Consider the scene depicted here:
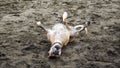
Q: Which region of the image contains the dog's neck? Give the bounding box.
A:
[52,42,63,48]
[52,40,62,45]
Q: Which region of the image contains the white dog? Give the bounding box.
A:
[37,12,88,58]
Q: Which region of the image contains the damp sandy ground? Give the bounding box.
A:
[0,0,120,68]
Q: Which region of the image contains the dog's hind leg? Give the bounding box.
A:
[62,12,70,30]
[74,25,88,34]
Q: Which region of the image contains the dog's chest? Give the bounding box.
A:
[48,23,70,45]
[52,23,67,31]
[51,24,67,36]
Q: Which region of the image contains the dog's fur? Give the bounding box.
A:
[36,12,88,57]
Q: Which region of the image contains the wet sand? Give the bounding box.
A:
[0,0,120,68]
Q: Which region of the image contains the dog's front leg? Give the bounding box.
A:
[36,21,50,32]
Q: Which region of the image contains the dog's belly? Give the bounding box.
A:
[47,23,70,46]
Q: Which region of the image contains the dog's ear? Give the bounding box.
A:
[48,47,53,57]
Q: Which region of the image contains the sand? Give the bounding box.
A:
[0,0,120,68]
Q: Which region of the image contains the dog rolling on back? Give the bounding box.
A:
[37,12,88,58]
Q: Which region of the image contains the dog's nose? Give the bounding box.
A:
[53,50,59,55]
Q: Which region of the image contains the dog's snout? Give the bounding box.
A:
[53,50,59,55]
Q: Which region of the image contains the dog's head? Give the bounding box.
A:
[48,42,62,57]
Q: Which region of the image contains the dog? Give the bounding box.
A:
[36,12,89,58]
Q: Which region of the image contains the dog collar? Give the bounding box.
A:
[52,42,63,48]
